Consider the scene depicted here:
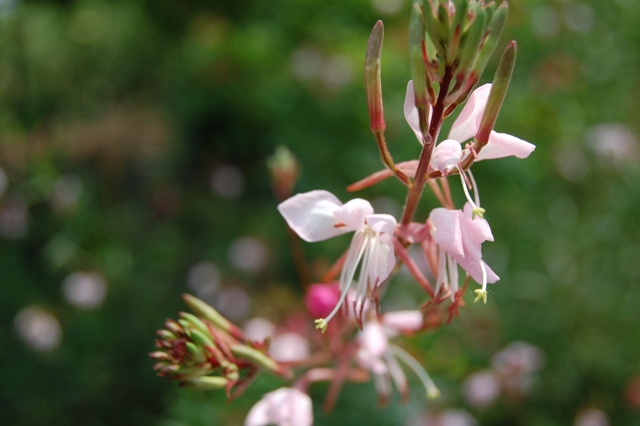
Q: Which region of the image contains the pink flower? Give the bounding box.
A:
[405,81,536,173]
[244,387,313,426]
[278,190,396,331]
[356,311,439,402]
[429,203,498,301]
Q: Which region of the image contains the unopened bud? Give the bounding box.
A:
[230,344,290,378]
[181,376,229,390]
[475,41,516,146]
[471,2,508,79]
[267,145,300,200]
[365,20,385,132]
[182,294,244,340]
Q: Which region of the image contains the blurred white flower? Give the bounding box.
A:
[586,123,639,167]
[575,408,610,426]
[531,6,561,39]
[214,286,250,322]
[14,306,62,352]
[245,387,313,426]
[372,0,404,16]
[243,317,276,342]
[62,272,107,309]
[563,3,594,34]
[211,165,244,198]
[50,174,83,212]
[463,370,501,408]
[408,409,478,426]
[270,333,309,362]
[229,236,269,273]
[187,261,220,303]
[0,195,28,239]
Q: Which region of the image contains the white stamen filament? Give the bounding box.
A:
[389,344,440,399]
[480,260,487,293]
[468,170,481,207]
[316,231,368,332]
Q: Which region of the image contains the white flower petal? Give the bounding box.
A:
[360,322,388,357]
[334,198,374,232]
[404,80,423,143]
[430,139,463,172]
[429,208,464,257]
[477,131,536,161]
[449,84,491,142]
[382,310,423,333]
[278,190,346,242]
[245,388,313,426]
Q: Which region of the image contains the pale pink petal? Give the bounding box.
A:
[360,322,388,357]
[430,139,463,172]
[404,80,423,143]
[287,390,313,426]
[244,394,272,426]
[365,213,397,236]
[456,203,499,283]
[457,255,499,284]
[395,222,430,244]
[278,190,346,242]
[429,208,464,257]
[357,347,387,375]
[382,310,423,333]
[334,198,374,232]
[368,232,395,285]
[460,203,494,261]
[449,84,492,142]
[245,388,313,426]
[477,131,536,161]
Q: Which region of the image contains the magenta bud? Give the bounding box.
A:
[305,282,341,319]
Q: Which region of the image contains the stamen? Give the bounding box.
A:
[316,232,368,333]
[473,261,488,304]
[457,166,485,219]
[390,344,440,399]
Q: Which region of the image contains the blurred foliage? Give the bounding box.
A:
[1,0,640,425]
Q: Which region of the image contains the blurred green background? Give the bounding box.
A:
[1,0,639,425]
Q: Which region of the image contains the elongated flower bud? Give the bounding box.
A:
[365,20,385,132]
[475,41,517,146]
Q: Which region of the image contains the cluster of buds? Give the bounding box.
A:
[150,294,291,397]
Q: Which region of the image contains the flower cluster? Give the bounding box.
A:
[153,2,536,424]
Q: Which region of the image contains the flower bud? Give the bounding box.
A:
[475,41,517,147]
[267,145,300,201]
[470,2,508,80]
[365,20,385,132]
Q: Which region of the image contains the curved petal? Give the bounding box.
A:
[382,310,423,333]
[285,389,314,426]
[430,139,462,172]
[477,131,536,161]
[457,256,499,284]
[448,83,491,142]
[429,208,464,257]
[366,213,397,236]
[334,198,374,232]
[360,322,388,357]
[368,232,395,285]
[404,80,423,144]
[278,190,346,242]
[460,203,494,262]
[244,394,272,426]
